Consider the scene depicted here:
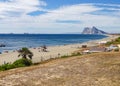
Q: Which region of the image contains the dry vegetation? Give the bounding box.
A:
[0,52,120,86]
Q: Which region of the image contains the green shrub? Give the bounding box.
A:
[61,52,81,58]
[0,58,32,71]
[72,52,81,56]
[105,37,120,46]
[114,48,119,52]
[0,64,15,71]
[61,55,69,58]
[13,58,32,67]
[105,41,113,46]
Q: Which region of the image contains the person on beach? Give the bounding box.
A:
[41,45,47,52]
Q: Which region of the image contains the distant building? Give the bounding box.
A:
[98,41,107,45]
[82,47,107,54]
[117,44,120,48]
[82,50,90,54]
[89,47,107,53]
[107,45,118,50]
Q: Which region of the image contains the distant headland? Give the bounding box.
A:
[82,26,108,35]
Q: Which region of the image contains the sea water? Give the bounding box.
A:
[0,34,107,52]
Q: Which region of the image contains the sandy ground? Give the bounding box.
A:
[0,52,120,86]
[0,35,119,65]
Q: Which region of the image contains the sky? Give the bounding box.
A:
[0,0,120,33]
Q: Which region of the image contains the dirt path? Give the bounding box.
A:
[0,52,120,86]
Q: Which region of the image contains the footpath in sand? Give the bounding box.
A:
[0,35,118,65]
[0,52,120,86]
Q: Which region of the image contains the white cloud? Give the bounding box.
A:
[93,3,120,7]
[0,0,46,18]
[0,2,120,33]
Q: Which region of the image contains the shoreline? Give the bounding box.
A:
[0,34,119,65]
[0,34,107,52]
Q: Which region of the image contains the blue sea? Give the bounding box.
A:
[0,34,107,52]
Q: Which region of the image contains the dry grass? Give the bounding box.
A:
[0,52,120,86]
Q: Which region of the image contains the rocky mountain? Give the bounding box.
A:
[82,26,108,34]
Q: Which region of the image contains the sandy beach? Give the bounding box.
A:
[0,35,119,65]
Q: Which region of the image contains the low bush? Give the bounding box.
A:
[0,63,15,71]
[61,52,81,58]
[61,55,69,58]
[114,48,119,52]
[105,41,113,46]
[13,58,32,67]
[0,58,32,71]
[71,52,81,56]
[106,37,120,46]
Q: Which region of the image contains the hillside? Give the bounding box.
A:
[82,26,108,34]
[0,52,120,86]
